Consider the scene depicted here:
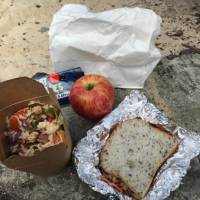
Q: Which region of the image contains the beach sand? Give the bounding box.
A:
[0,0,199,81]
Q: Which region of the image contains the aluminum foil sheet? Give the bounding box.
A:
[74,90,200,200]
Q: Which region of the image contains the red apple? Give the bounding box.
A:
[69,74,115,120]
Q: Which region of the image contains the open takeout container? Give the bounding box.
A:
[0,77,72,176]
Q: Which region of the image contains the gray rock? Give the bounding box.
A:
[0,52,200,200]
[144,52,200,132]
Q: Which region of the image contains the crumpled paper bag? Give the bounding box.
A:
[49,4,161,88]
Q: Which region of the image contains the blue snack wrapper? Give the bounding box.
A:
[32,68,84,106]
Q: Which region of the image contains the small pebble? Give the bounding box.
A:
[38,27,49,33]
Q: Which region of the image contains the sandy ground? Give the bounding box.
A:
[0,0,199,81]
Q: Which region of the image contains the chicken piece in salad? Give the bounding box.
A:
[4,101,66,156]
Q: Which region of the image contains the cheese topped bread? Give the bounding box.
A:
[99,119,178,200]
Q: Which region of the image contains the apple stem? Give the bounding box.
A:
[85,83,94,91]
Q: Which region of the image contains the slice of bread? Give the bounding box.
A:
[99,119,178,200]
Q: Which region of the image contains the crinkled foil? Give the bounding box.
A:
[74,90,200,200]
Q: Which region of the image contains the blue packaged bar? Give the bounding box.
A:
[32,68,84,106]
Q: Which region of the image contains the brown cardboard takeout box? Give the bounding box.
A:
[0,77,72,176]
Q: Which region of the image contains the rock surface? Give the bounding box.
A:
[0,52,200,200]
[144,52,200,133]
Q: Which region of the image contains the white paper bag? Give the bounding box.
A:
[49,4,161,88]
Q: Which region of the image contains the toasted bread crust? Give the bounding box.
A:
[99,119,178,200]
[100,166,141,200]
